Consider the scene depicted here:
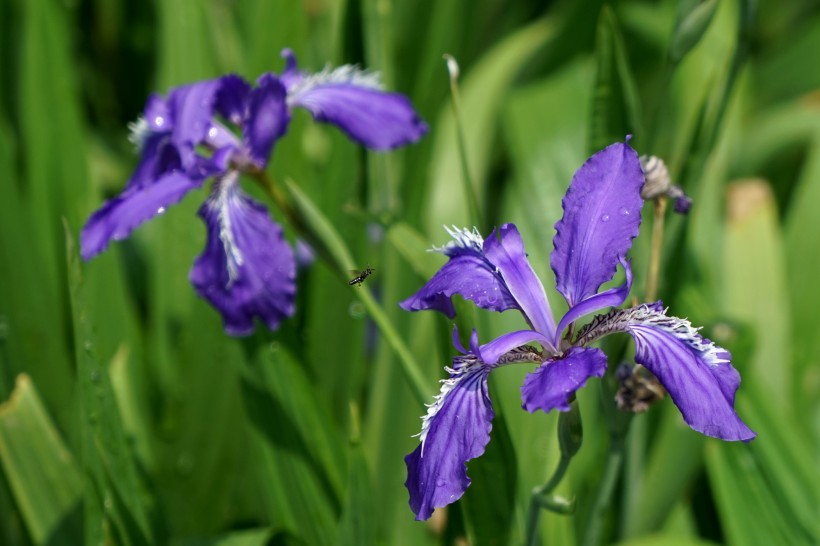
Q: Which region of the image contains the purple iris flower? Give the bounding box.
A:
[80,51,427,335]
[399,140,755,520]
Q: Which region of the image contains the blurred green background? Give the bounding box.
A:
[0,0,819,544]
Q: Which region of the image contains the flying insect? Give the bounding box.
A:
[348,266,375,287]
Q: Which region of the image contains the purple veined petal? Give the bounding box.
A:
[279,48,303,90]
[80,171,204,260]
[623,309,755,441]
[142,93,170,133]
[189,172,296,335]
[405,359,494,520]
[553,257,633,347]
[479,329,552,364]
[287,62,427,150]
[243,73,290,167]
[485,223,557,339]
[551,139,645,307]
[452,325,468,354]
[166,79,222,170]
[125,130,182,191]
[521,347,608,414]
[214,74,251,125]
[399,227,520,318]
[575,304,755,441]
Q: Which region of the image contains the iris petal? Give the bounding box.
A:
[166,79,223,170]
[521,347,608,413]
[485,224,556,339]
[627,318,755,441]
[189,174,296,335]
[551,140,644,307]
[80,171,203,260]
[576,304,756,441]
[399,227,519,318]
[405,361,494,520]
[284,50,427,150]
[243,73,290,167]
[553,257,632,346]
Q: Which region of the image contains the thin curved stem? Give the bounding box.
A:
[444,54,484,230]
[581,438,625,546]
[251,171,430,406]
[524,454,574,546]
[644,196,667,302]
[524,403,582,546]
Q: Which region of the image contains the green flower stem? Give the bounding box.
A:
[644,195,667,302]
[524,402,582,546]
[444,54,484,230]
[253,171,430,406]
[524,455,574,546]
[581,438,625,546]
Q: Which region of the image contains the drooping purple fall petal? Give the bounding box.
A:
[405,329,546,520]
[624,310,755,441]
[399,227,520,318]
[521,347,608,413]
[282,50,427,149]
[551,140,644,307]
[576,304,755,441]
[80,171,203,260]
[404,361,494,520]
[189,173,296,335]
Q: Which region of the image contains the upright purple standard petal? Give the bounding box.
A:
[485,224,556,338]
[521,347,608,413]
[551,140,644,307]
[576,304,755,441]
[166,79,223,170]
[214,75,251,125]
[243,73,290,167]
[190,173,296,335]
[405,360,494,520]
[284,51,427,149]
[553,257,633,346]
[80,172,203,260]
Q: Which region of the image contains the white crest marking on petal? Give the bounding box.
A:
[287,64,383,106]
[211,174,245,286]
[577,304,729,368]
[414,344,540,456]
[127,117,151,152]
[415,357,487,457]
[429,225,484,256]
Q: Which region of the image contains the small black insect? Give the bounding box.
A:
[348,266,375,287]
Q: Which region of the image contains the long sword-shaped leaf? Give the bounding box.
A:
[0,375,83,545]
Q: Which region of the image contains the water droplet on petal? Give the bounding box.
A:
[436,479,447,488]
[601,214,610,222]
[619,207,630,216]
[157,206,166,215]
